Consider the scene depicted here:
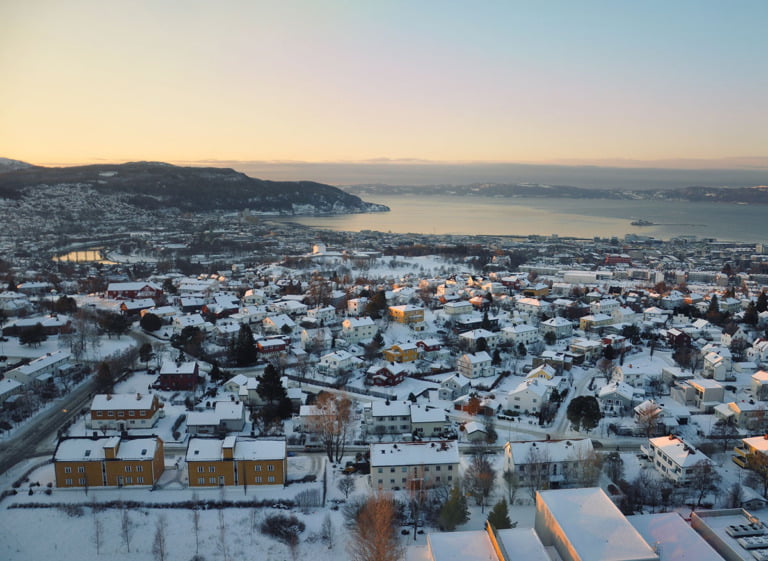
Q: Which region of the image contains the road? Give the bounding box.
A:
[0,375,99,476]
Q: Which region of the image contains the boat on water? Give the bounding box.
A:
[630,219,654,226]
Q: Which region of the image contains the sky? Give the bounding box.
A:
[2,0,767,174]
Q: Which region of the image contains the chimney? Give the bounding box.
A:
[136,393,142,400]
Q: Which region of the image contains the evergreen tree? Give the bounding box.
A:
[139,343,154,368]
[19,323,47,347]
[140,312,162,332]
[744,302,759,326]
[757,291,768,313]
[566,395,602,432]
[364,290,388,319]
[96,362,114,393]
[232,324,257,366]
[487,498,513,529]
[257,363,287,405]
[437,486,469,531]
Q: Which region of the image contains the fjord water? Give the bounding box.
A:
[281,195,768,242]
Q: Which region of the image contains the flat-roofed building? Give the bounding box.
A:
[535,487,659,561]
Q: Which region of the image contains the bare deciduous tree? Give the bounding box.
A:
[191,493,201,554]
[347,493,405,561]
[119,502,133,552]
[464,452,496,508]
[152,515,167,561]
[635,401,662,438]
[338,475,355,499]
[312,392,353,463]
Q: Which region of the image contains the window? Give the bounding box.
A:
[78,478,86,485]
[447,465,453,471]
[390,479,395,484]
[209,466,216,472]
[96,411,103,417]
[108,412,115,417]
[447,476,453,481]
[136,465,143,472]
[197,466,204,473]
[424,467,429,472]
[402,478,406,483]
[255,476,262,483]
[377,468,383,473]
[255,465,262,471]
[65,478,73,485]
[78,466,85,473]
[125,477,132,484]
[390,468,395,473]
[401,467,407,473]
[139,411,146,417]
[435,466,441,471]
[125,466,132,472]
[268,476,275,483]
[137,477,144,484]
[118,411,125,417]
[129,411,135,416]
[267,464,274,472]
[198,478,205,485]
[209,477,216,484]
[64,467,72,474]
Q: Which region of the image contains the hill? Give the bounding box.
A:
[0,161,388,214]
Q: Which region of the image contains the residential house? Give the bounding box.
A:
[443,301,473,316]
[733,435,768,469]
[106,282,162,300]
[0,378,23,407]
[539,317,573,340]
[579,313,614,332]
[262,314,295,334]
[89,393,163,431]
[318,350,362,375]
[459,329,499,352]
[366,401,412,436]
[532,351,572,374]
[751,370,768,400]
[598,381,636,416]
[347,297,368,316]
[504,439,595,488]
[4,350,72,386]
[382,342,419,363]
[670,379,724,413]
[370,441,459,491]
[502,324,541,347]
[54,435,164,488]
[507,378,552,415]
[256,338,288,358]
[701,352,727,381]
[569,339,603,363]
[341,316,377,344]
[410,404,448,438]
[457,351,493,379]
[721,323,749,347]
[439,374,471,401]
[714,401,768,431]
[186,436,286,487]
[389,305,425,327]
[416,338,443,359]
[306,305,337,325]
[186,400,246,436]
[666,328,691,348]
[516,297,551,317]
[367,363,408,386]
[154,361,200,391]
[3,314,74,337]
[641,435,711,484]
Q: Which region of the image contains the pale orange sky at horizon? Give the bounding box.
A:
[2,1,766,169]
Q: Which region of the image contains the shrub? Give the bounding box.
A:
[260,513,305,546]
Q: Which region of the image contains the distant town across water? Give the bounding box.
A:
[279,194,768,243]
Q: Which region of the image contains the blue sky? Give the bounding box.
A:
[1,0,766,167]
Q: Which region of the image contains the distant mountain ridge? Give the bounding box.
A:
[0,160,388,214]
[343,182,768,204]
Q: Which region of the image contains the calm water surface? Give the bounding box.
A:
[280,195,768,243]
